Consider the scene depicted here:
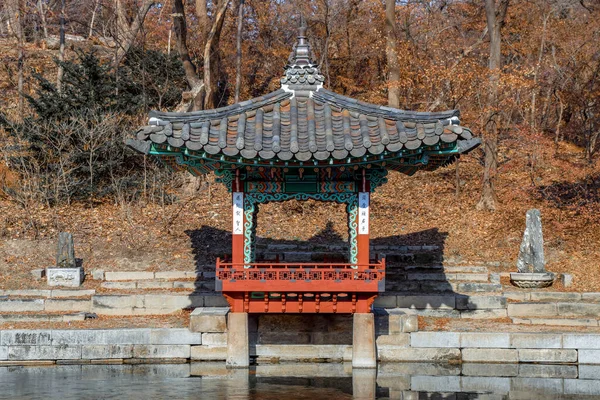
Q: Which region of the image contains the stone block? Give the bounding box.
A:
[411,332,460,348]
[47,267,84,287]
[372,295,396,308]
[510,333,562,349]
[190,307,229,333]
[0,299,45,312]
[173,281,196,289]
[0,346,7,361]
[410,375,461,392]
[461,377,511,393]
[9,345,81,360]
[376,375,411,391]
[518,364,578,379]
[489,273,501,284]
[202,333,227,346]
[563,334,600,349]
[133,345,190,359]
[461,333,510,348]
[254,344,351,362]
[202,295,229,307]
[104,271,154,281]
[379,362,460,376]
[1,330,53,345]
[91,269,104,280]
[30,269,45,279]
[456,295,507,310]
[378,347,461,363]
[530,292,580,301]
[530,318,598,327]
[101,282,137,289]
[190,345,227,361]
[518,349,577,363]
[143,294,202,311]
[579,365,600,379]
[461,363,518,377]
[82,345,133,359]
[52,330,101,345]
[51,289,95,298]
[461,348,518,363]
[455,273,489,282]
[564,379,600,396]
[397,295,455,309]
[386,310,418,334]
[456,283,502,293]
[45,299,91,312]
[149,329,202,345]
[154,271,191,280]
[511,377,564,394]
[137,281,173,289]
[503,292,530,301]
[92,295,138,309]
[460,309,508,319]
[579,350,600,364]
[102,329,151,345]
[582,293,600,301]
[558,302,600,317]
[375,334,410,347]
[507,303,558,317]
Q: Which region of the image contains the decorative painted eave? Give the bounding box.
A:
[126,24,480,176]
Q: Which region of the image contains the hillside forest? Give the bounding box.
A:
[0,0,599,290]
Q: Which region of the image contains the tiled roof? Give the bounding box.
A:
[126,24,479,170]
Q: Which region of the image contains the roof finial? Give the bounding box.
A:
[280,15,325,89]
[298,14,307,38]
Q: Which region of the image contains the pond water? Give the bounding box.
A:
[2,362,600,399]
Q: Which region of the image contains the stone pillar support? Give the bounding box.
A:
[352,368,377,399]
[352,312,376,368]
[226,312,249,368]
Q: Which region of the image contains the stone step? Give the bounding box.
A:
[375,295,508,319]
[101,281,199,290]
[0,298,92,313]
[0,289,95,298]
[104,271,198,282]
[0,312,87,323]
[387,282,502,293]
[508,302,600,318]
[257,243,440,253]
[512,317,600,327]
[400,265,489,273]
[394,272,489,283]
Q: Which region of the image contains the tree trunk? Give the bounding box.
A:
[477,0,509,211]
[385,0,400,108]
[13,0,24,116]
[234,0,244,103]
[88,0,99,38]
[113,0,154,66]
[37,0,48,38]
[203,0,229,109]
[172,0,204,111]
[57,0,66,93]
[530,13,549,130]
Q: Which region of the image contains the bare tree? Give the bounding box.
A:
[36,0,48,38]
[172,0,229,111]
[477,0,510,211]
[386,0,400,108]
[113,0,155,66]
[234,0,244,103]
[57,0,66,93]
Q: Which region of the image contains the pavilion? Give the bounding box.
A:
[127,23,479,367]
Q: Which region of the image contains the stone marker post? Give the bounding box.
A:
[47,232,84,287]
[510,209,555,288]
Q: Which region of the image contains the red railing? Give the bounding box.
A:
[215,258,385,293]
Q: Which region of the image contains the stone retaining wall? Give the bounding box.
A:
[4,327,597,366]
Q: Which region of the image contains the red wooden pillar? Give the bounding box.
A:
[232,170,244,265]
[357,170,370,267]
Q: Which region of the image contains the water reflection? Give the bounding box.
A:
[2,362,600,399]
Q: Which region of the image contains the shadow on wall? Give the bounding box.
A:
[184,225,484,344]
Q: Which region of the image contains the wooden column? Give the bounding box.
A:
[357,170,370,267]
[232,170,244,265]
